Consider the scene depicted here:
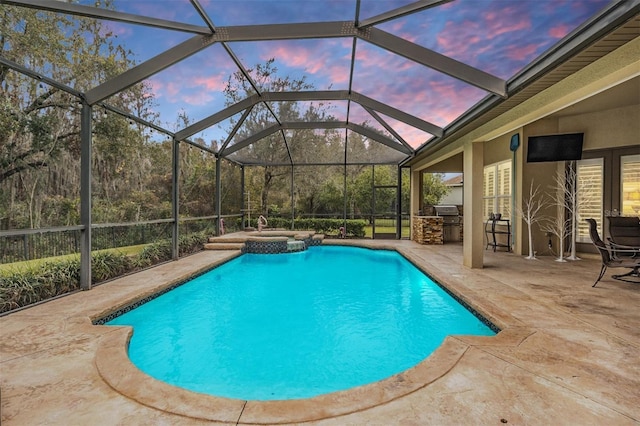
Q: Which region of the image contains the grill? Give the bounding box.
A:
[434,205,460,224]
[434,205,461,242]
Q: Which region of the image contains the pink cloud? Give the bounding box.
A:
[166,82,181,98]
[433,6,531,62]
[251,40,351,88]
[549,24,571,39]
[481,9,531,39]
[182,92,215,106]
[267,45,310,68]
[428,79,457,98]
[348,103,371,124]
[322,64,350,86]
[394,124,432,148]
[147,78,183,102]
[193,76,226,92]
[436,21,481,58]
[506,43,540,62]
[351,37,491,128]
[146,50,235,110]
[389,21,406,33]
[147,78,162,91]
[266,43,332,76]
[355,43,403,71]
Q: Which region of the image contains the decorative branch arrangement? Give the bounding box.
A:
[541,165,577,263]
[564,162,581,260]
[516,180,550,260]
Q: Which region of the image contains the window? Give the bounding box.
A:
[576,158,604,242]
[483,160,511,219]
[621,154,640,216]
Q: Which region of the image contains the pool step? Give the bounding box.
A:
[287,240,306,252]
[203,242,245,251]
[207,236,247,243]
[204,232,324,252]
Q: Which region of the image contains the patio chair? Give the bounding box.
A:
[585,218,640,287]
[607,216,640,258]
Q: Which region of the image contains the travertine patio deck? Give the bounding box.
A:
[1,239,639,425]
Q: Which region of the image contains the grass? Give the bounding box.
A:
[364,225,410,239]
[0,244,148,276]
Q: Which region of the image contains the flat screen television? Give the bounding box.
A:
[526,133,584,163]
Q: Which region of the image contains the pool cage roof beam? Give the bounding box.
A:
[6,0,503,154]
[0,56,181,143]
[176,90,444,143]
[0,56,82,98]
[189,0,217,34]
[5,0,524,166]
[221,121,410,157]
[348,123,411,154]
[84,33,214,105]
[221,122,346,156]
[360,27,506,98]
[9,0,507,107]
[361,105,412,152]
[176,95,260,142]
[219,105,255,154]
[357,0,453,28]
[3,0,212,35]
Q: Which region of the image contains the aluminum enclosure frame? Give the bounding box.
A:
[2,0,638,291]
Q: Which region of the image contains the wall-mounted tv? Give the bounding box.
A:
[526,133,584,163]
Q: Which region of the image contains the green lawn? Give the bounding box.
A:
[364,225,410,238]
[0,244,148,276]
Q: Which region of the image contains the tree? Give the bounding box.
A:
[516,181,549,260]
[541,163,594,262]
[422,173,450,205]
[542,168,573,262]
[222,59,336,215]
[1,3,160,228]
[564,162,581,260]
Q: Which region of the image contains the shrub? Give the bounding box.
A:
[91,251,132,283]
[134,231,208,268]
[135,240,173,268]
[0,251,135,314]
[179,232,208,256]
[40,257,81,294]
[0,271,41,313]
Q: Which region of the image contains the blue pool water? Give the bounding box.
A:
[107,246,495,400]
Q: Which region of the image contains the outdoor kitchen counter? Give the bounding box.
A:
[412,216,444,245]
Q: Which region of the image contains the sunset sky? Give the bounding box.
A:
[75,0,609,147]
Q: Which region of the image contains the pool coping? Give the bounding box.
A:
[94,325,529,424]
[91,241,525,424]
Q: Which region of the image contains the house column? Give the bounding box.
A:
[463,141,484,268]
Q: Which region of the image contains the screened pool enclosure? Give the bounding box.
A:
[1,0,627,291]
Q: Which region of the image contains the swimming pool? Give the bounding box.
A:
[106,246,496,400]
